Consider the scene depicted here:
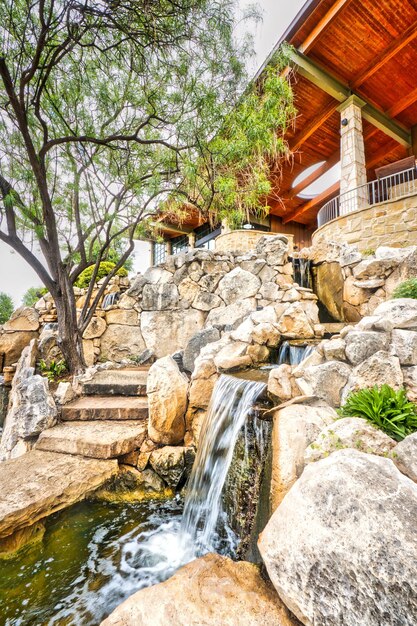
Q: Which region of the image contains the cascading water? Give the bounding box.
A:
[277,340,314,366]
[101,292,120,309]
[291,256,312,289]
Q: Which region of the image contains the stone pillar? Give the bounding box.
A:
[188,232,196,249]
[166,240,173,255]
[338,95,367,215]
[221,218,231,234]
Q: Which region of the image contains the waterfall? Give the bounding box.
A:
[277,340,315,366]
[292,256,312,289]
[101,292,120,309]
[180,375,266,555]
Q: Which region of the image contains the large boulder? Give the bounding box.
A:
[3,307,40,332]
[0,343,57,460]
[344,330,389,365]
[216,267,261,305]
[141,283,179,311]
[100,324,146,362]
[391,329,417,365]
[270,403,336,510]
[255,234,289,266]
[259,450,417,626]
[276,303,315,339]
[342,351,403,402]
[205,298,257,330]
[141,310,206,358]
[373,298,417,329]
[183,327,220,373]
[304,417,396,464]
[0,329,39,369]
[149,446,187,488]
[296,361,351,407]
[312,262,344,321]
[393,432,417,482]
[147,356,188,445]
[101,553,299,626]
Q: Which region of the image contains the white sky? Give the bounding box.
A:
[0,0,305,306]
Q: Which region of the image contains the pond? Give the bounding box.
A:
[0,497,183,626]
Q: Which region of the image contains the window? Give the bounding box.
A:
[171,234,189,255]
[153,242,167,265]
[195,223,221,248]
[292,161,341,199]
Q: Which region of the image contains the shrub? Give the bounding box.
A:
[361,248,375,257]
[0,292,13,324]
[392,278,417,300]
[75,262,128,289]
[22,286,48,307]
[39,359,68,382]
[338,384,417,441]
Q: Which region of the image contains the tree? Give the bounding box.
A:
[0,292,13,324]
[22,286,48,307]
[0,0,256,372]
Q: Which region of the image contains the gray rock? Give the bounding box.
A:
[352,278,385,289]
[255,235,289,266]
[353,258,398,280]
[393,432,417,482]
[342,351,403,402]
[149,446,186,488]
[141,309,205,358]
[216,268,261,305]
[183,327,220,373]
[304,417,396,464]
[192,290,223,311]
[296,361,351,407]
[403,366,417,401]
[143,266,173,284]
[206,298,257,330]
[259,449,417,626]
[199,272,224,292]
[141,283,179,311]
[322,337,346,361]
[373,298,417,329]
[391,329,417,365]
[127,274,148,297]
[345,330,389,365]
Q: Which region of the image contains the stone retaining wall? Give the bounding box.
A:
[215,230,294,253]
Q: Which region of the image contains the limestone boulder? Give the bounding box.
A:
[342,351,403,402]
[268,364,295,402]
[216,267,261,305]
[82,316,107,339]
[149,446,187,488]
[259,450,417,626]
[213,341,252,371]
[100,324,146,362]
[0,330,39,369]
[322,337,346,361]
[393,432,417,482]
[304,417,396,464]
[353,257,398,280]
[343,275,370,307]
[296,361,351,407]
[255,234,289,266]
[105,309,139,326]
[141,309,205,358]
[344,330,389,365]
[142,266,173,285]
[391,329,417,365]
[403,366,417,401]
[101,554,299,626]
[312,262,344,321]
[231,317,256,343]
[183,327,220,373]
[3,307,40,332]
[270,403,336,509]
[251,322,280,346]
[373,298,417,329]
[141,283,179,311]
[178,277,200,304]
[147,356,188,445]
[276,303,315,339]
[205,298,257,329]
[192,290,223,311]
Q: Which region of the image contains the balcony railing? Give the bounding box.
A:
[317,167,417,228]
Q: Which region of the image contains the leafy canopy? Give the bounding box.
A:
[0,292,13,324]
[338,384,417,441]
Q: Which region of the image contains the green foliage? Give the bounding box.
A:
[39,359,68,382]
[361,248,375,258]
[338,384,417,441]
[22,287,48,307]
[0,292,14,324]
[75,262,128,289]
[392,278,417,300]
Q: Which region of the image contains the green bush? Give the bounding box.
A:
[22,286,48,307]
[392,278,417,300]
[0,292,14,324]
[338,384,417,441]
[74,262,128,289]
[39,359,68,382]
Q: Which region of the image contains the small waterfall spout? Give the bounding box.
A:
[180,375,266,555]
[292,257,312,289]
[277,341,314,366]
[102,292,120,309]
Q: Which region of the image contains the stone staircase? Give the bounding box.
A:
[36,367,150,460]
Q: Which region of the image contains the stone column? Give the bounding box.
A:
[221,218,231,234]
[166,240,173,255]
[188,232,196,249]
[338,95,367,215]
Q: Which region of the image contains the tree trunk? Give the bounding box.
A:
[53,273,85,375]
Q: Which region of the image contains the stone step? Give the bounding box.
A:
[0,450,117,547]
[83,368,149,397]
[36,420,147,459]
[62,396,148,421]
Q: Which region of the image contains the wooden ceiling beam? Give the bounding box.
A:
[288,49,411,148]
[365,140,402,171]
[290,102,338,152]
[283,181,340,224]
[386,86,417,118]
[285,150,340,199]
[299,0,354,53]
[352,22,417,89]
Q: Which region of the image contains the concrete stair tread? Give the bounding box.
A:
[62,396,148,421]
[0,450,117,541]
[36,420,147,459]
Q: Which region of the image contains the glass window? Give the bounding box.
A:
[153,242,167,265]
[195,223,221,248]
[171,234,189,255]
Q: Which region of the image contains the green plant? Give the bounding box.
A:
[75,263,128,289]
[361,248,375,257]
[338,384,417,441]
[0,292,13,324]
[39,359,68,382]
[392,278,417,300]
[22,286,48,307]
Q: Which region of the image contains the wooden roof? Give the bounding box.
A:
[267,0,417,227]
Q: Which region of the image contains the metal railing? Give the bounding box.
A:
[317,167,417,228]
